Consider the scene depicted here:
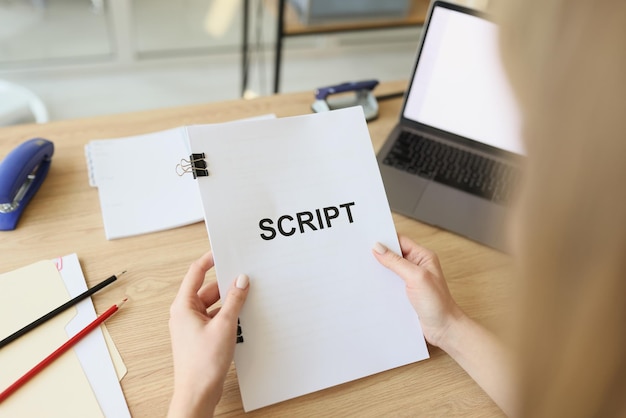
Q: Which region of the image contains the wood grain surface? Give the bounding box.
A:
[0,81,511,417]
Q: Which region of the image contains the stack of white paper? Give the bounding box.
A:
[187,107,430,411]
[85,116,275,240]
[86,127,201,240]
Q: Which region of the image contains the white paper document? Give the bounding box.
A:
[87,127,197,240]
[85,115,275,240]
[58,254,130,417]
[186,107,429,412]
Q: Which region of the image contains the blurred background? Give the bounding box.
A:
[0,0,485,124]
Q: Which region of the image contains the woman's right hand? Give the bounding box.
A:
[374,235,513,415]
[372,235,464,348]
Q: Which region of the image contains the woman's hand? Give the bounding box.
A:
[372,235,463,347]
[168,252,250,418]
[374,236,514,415]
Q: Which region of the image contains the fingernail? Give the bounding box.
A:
[373,242,387,255]
[236,274,249,289]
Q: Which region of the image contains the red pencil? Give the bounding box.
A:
[0,298,128,403]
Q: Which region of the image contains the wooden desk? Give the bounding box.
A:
[0,81,511,417]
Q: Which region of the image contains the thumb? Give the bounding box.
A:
[218,274,250,323]
[372,242,423,285]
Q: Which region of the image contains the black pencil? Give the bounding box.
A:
[0,271,125,349]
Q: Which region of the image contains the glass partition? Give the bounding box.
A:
[0,0,113,66]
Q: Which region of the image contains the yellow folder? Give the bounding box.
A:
[0,260,104,417]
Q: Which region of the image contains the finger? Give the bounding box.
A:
[207,306,221,319]
[372,242,425,286]
[177,252,214,299]
[217,274,250,325]
[398,235,442,274]
[197,280,221,310]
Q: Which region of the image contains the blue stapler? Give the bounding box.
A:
[0,138,54,231]
[312,79,379,121]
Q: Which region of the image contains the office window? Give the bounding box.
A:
[0,0,112,65]
[132,0,242,57]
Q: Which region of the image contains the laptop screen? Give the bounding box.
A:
[402,4,524,155]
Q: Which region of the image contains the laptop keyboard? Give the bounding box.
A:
[382,131,520,204]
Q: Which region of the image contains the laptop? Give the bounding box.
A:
[377,0,524,251]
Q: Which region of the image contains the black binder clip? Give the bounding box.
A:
[236,318,244,344]
[176,153,209,178]
[189,153,208,178]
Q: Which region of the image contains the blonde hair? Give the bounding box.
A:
[496,1,626,416]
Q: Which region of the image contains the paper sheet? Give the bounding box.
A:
[101,326,127,381]
[187,107,430,411]
[87,127,202,239]
[56,254,129,417]
[85,115,275,240]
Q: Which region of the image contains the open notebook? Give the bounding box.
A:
[184,107,429,411]
[85,115,274,239]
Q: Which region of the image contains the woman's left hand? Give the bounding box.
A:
[168,251,250,418]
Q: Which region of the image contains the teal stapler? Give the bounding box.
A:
[0,138,54,231]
